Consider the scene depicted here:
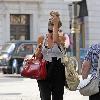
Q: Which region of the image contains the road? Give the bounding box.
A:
[0,73,89,100]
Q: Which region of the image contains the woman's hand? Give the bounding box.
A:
[35,34,44,59]
[51,14,60,43]
[37,34,44,46]
[58,31,66,46]
[34,47,42,59]
[82,60,91,79]
[52,14,60,26]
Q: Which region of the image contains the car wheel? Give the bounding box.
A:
[7,68,12,74]
[2,68,7,74]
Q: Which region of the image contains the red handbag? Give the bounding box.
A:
[21,56,47,80]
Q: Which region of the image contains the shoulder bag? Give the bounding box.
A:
[58,45,80,91]
[64,55,80,91]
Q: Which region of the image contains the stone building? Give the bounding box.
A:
[85,0,100,46]
[0,0,69,44]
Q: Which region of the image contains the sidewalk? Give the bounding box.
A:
[64,89,88,100]
[0,75,89,100]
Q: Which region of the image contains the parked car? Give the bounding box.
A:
[0,40,37,74]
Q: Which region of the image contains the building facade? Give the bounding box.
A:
[85,0,100,47]
[0,0,70,45]
[0,0,100,48]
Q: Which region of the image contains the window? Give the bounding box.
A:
[10,14,30,40]
[10,15,29,25]
[17,44,33,54]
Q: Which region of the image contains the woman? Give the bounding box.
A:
[35,11,66,100]
[82,44,100,100]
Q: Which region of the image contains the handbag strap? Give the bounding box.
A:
[58,45,66,55]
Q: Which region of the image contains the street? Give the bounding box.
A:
[0,73,89,100]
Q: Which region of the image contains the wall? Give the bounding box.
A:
[86,0,100,47]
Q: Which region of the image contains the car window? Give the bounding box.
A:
[18,44,33,53]
[25,44,33,53]
[1,43,15,54]
[17,43,36,54]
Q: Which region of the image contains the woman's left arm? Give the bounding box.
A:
[34,34,44,59]
[58,32,66,47]
[52,14,60,43]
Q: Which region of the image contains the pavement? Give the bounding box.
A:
[0,73,89,100]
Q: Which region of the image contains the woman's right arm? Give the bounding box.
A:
[34,34,44,59]
[82,60,91,79]
[81,47,92,79]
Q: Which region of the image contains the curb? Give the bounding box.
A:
[0,73,23,78]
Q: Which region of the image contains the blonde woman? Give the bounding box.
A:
[35,11,66,100]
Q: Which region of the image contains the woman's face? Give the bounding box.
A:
[48,12,61,33]
[48,24,53,32]
[48,18,54,33]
